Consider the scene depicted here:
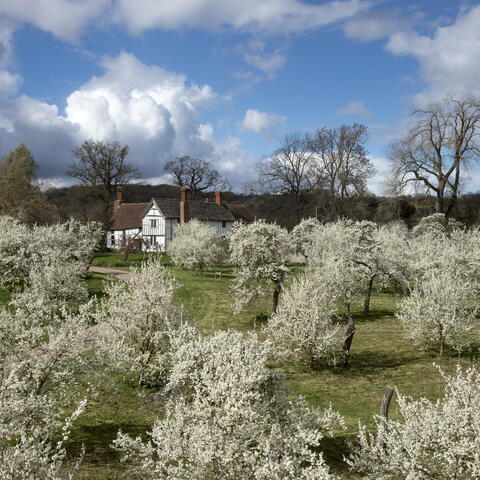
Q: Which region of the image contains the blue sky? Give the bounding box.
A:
[0,0,479,193]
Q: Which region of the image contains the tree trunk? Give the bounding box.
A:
[272,280,282,314]
[363,275,375,317]
[436,190,445,214]
[439,336,445,356]
[378,387,395,449]
[342,312,355,367]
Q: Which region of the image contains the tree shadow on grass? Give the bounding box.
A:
[320,434,358,479]
[352,309,396,322]
[328,350,423,378]
[67,420,151,472]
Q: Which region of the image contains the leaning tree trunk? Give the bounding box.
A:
[342,312,356,367]
[363,275,375,317]
[378,387,395,449]
[272,280,282,314]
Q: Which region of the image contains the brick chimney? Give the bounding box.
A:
[180,186,190,223]
[114,186,124,212]
[214,191,222,205]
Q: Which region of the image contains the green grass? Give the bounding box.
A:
[67,373,160,480]
[91,251,167,271]
[0,287,10,306]
[85,272,113,299]
[5,252,477,478]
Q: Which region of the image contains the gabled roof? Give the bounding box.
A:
[109,198,235,231]
[227,203,255,223]
[152,198,235,222]
[109,203,148,230]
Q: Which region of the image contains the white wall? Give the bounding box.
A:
[141,203,167,252]
[205,220,234,234]
[107,228,141,250]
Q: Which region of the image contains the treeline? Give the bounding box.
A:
[44,184,480,229]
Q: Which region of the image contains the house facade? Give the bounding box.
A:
[107,187,235,252]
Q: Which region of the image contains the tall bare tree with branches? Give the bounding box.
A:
[308,123,374,216]
[387,95,480,218]
[255,132,319,202]
[67,140,142,197]
[164,156,230,199]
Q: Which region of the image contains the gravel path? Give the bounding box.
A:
[89,266,134,282]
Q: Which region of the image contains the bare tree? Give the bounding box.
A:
[66,140,142,197]
[387,95,480,218]
[164,156,230,199]
[308,124,374,204]
[256,132,319,201]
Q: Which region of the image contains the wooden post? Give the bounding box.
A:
[378,387,395,449]
[342,312,355,367]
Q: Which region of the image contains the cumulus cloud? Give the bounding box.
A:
[0,51,253,187]
[239,109,287,139]
[114,0,369,35]
[335,100,372,120]
[385,5,480,100]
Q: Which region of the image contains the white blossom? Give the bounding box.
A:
[291,217,322,260]
[396,269,479,354]
[0,216,102,308]
[96,259,195,386]
[308,220,409,314]
[230,220,291,313]
[0,301,94,478]
[347,365,480,480]
[169,219,227,274]
[114,330,343,480]
[265,275,343,368]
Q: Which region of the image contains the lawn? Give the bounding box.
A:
[3,253,474,479]
[91,251,162,271]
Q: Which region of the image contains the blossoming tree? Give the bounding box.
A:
[230,220,291,313]
[265,275,343,368]
[97,260,194,386]
[348,365,480,480]
[169,219,227,275]
[114,330,344,480]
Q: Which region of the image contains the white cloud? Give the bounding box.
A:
[343,10,402,42]
[385,5,480,100]
[366,155,389,195]
[335,100,372,120]
[0,52,253,188]
[0,0,369,41]
[114,0,369,35]
[239,109,287,139]
[236,38,287,81]
[0,0,112,42]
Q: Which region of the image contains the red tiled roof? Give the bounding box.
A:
[109,203,148,230]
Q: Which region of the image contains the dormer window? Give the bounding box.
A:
[150,219,157,228]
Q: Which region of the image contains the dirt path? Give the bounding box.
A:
[89,266,134,282]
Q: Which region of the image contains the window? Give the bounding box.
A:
[150,219,157,228]
[222,221,227,228]
[111,235,115,246]
[150,236,156,245]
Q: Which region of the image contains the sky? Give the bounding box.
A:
[0,0,480,194]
